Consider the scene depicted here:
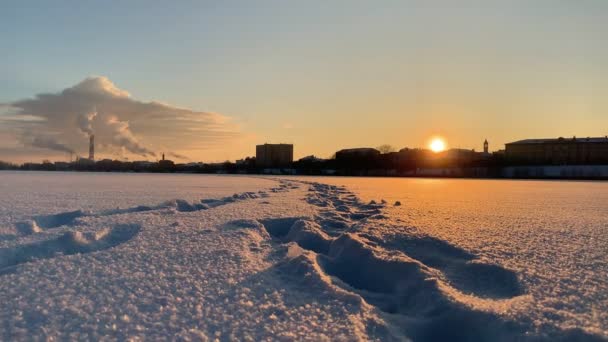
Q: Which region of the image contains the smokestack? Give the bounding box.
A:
[89,134,95,161]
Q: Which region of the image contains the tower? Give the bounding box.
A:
[483,139,489,154]
[89,134,95,161]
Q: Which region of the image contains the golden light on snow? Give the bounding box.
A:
[430,137,446,152]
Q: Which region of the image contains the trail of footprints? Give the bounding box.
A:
[4,177,602,341]
[3,178,600,340]
[14,190,275,235]
[14,181,299,234]
[0,224,140,275]
[226,181,549,341]
[259,183,522,299]
[276,182,602,341]
[4,181,297,274]
[4,179,521,303]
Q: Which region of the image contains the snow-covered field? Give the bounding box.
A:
[0,172,606,341]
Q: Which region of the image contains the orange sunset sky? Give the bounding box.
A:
[1,1,607,163]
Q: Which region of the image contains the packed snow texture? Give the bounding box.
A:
[0,171,606,341]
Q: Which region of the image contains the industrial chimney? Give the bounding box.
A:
[89,134,95,161]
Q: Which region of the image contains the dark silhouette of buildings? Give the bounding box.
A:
[158,153,175,171]
[334,146,492,174]
[335,148,381,160]
[3,137,608,179]
[256,143,293,168]
[334,148,381,173]
[505,136,608,165]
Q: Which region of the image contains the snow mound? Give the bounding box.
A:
[232,192,260,200]
[33,210,87,229]
[271,227,530,341]
[13,190,268,236]
[14,220,42,235]
[259,217,308,238]
[174,199,209,212]
[325,234,435,289]
[100,204,165,216]
[222,219,272,255]
[223,219,270,239]
[265,221,526,341]
[362,233,523,299]
[284,220,332,254]
[274,245,366,309]
[0,224,140,271]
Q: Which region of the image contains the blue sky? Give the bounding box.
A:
[1,1,607,162]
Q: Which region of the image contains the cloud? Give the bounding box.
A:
[27,136,75,154]
[167,152,190,160]
[1,76,240,160]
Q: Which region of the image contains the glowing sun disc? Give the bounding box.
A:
[430,138,446,152]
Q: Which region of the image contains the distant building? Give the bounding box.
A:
[390,147,491,169]
[505,136,608,165]
[297,155,325,163]
[484,139,489,154]
[76,156,95,165]
[385,148,431,169]
[334,148,381,171]
[440,148,483,165]
[133,161,154,167]
[444,148,476,158]
[158,158,175,169]
[53,161,70,170]
[236,157,256,168]
[397,148,433,160]
[335,148,380,161]
[256,143,293,168]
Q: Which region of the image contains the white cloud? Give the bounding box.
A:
[0,76,240,160]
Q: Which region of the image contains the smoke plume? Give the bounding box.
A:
[1,76,240,159]
[167,152,189,160]
[28,136,75,154]
[77,106,97,136]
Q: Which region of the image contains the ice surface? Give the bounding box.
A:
[0,171,606,341]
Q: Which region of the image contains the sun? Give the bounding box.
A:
[430,138,446,152]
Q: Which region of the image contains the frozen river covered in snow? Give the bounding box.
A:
[0,171,606,340]
[297,177,608,338]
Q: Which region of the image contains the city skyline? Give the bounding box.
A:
[1,1,607,163]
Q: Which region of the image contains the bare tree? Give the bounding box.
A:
[376,144,396,154]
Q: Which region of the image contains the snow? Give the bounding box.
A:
[0,171,606,341]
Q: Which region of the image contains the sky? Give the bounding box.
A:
[1,1,607,163]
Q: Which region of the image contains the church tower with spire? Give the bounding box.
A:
[483,139,489,154]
